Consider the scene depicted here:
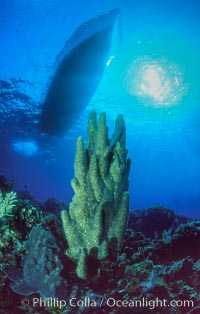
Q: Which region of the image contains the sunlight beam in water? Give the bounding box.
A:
[125,57,187,107]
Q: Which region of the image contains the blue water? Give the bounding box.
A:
[0,0,200,218]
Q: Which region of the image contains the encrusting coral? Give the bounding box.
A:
[61,111,131,279]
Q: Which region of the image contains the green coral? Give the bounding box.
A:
[0,190,42,275]
[17,199,42,228]
[0,190,17,218]
[0,190,42,228]
[61,111,131,279]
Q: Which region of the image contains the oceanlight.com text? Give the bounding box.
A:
[20,296,194,310]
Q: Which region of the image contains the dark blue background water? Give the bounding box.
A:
[0,0,200,218]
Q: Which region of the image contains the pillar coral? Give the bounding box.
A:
[61,111,131,279]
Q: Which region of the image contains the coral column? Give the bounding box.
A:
[61,111,131,279]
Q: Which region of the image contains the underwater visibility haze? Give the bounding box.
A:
[0,0,200,219]
[1,1,200,314]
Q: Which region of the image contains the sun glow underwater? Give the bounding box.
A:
[125,56,187,107]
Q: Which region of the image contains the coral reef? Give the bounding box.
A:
[61,111,131,279]
[0,107,199,313]
[0,189,42,277]
[0,188,44,313]
[16,199,42,228]
[4,215,64,299]
[0,192,200,314]
[0,190,17,218]
[128,207,190,238]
